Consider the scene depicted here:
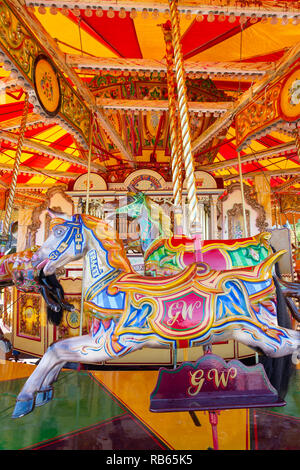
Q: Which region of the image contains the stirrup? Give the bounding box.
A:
[35,388,54,407]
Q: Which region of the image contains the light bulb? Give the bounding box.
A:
[119,8,126,19]
[107,7,115,18]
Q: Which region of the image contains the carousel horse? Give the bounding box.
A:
[0,247,74,325]
[12,210,300,418]
[116,191,300,320]
[115,191,274,276]
[116,191,300,392]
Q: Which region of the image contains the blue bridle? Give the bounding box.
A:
[48,215,84,261]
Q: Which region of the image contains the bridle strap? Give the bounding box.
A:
[48,215,83,261]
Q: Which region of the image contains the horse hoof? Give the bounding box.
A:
[12,399,34,419]
[35,388,53,407]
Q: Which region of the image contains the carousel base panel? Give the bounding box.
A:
[0,360,299,450]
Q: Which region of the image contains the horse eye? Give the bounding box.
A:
[53,226,66,237]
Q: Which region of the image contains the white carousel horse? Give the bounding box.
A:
[12,210,300,418]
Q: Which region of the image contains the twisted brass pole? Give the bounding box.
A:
[2,93,29,236]
[161,22,183,208]
[168,0,199,228]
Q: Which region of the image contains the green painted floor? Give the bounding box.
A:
[0,372,126,450]
[0,367,299,450]
[0,370,168,450]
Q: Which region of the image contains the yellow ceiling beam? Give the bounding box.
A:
[0,129,106,172]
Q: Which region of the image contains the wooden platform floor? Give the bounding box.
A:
[0,360,299,450]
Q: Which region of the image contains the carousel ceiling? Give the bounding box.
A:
[0,0,299,209]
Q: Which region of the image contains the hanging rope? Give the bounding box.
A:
[161,22,183,208]
[168,0,199,228]
[85,112,94,215]
[295,129,300,160]
[237,151,248,237]
[2,93,29,236]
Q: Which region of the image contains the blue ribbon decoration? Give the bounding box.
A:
[48,215,84,261]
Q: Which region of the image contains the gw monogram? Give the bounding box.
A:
[188,367,238,396]
[167,299,203,326]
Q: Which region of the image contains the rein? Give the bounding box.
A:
[49,215,84,261]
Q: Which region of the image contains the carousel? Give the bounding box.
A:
[0,0,300,451]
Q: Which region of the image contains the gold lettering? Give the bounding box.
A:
[207,367,237,389]
[167,300,202,326]
[188,369,205,396]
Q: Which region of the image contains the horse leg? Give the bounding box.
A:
[34,362,64,407]
[12,331,135,418]
[230,324,300,358]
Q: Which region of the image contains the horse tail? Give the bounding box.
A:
[259,275,294,399]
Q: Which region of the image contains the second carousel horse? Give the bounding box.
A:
[0,247,74,325]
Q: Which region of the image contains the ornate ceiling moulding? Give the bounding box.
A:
[280,194,300,214]
[191,42,300,155]
[235,62,300,151]
[271,175,300,193]
[1,0,135,166]
[200,141,297,173]
[97,98,232,117]
[68,55,270,81]
[0,129,106,173]
[26,0,300,23]
[12,184,67,191]
[0,0,90,148]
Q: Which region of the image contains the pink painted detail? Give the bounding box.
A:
[0,262,7,277]
[92,318,101,336]
[193,231,203,263]
[208,411,220,450]
[182,249,228,271]
[157,291,210,339]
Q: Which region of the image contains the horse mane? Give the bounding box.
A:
[144,196,172,238]
[80,214,132,273]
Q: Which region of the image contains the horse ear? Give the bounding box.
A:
[47,208,72,221]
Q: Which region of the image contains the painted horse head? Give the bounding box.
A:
[117,191,148,220]
[116,190,172,249]
[32,209,132,277]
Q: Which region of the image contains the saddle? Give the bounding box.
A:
[110,262,211,295]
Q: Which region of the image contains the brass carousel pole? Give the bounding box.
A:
[168,1,202,363]
[161,22,184,236]
[168,0,199,235]
[2,93,29,247]
[79,112,93,336]
[237,150,248,237]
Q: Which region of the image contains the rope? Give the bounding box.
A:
[2,93,29,236]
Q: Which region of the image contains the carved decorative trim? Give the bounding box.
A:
[27,185,73,245]
[222,182,268,233]
[0,0,90,144]
[228,204,251,239]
